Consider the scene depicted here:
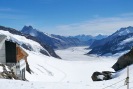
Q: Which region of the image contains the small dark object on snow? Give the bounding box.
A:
[91,71,102,81]
[91,71,114,81]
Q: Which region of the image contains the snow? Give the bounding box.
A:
[116,27,133,36]
[5,66,10,71]
[0,46,132,89]
[44,32,64,42]
[118,29,129,36]
[0,30,50,55]
[120,36,133,45]
[0,29,133,89]
[97,75,104,80]
[0,66,3,72]
[0,65,10,72]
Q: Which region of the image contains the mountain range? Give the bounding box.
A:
[21,26,83,49]
[73,34,107,41]
[21,26,106,49]
[2,25,133,57]
[0,25,106,59]
[88,26,133,56]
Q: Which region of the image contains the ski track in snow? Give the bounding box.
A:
[0,46,133,89]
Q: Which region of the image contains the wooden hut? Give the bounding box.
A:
[0,35,28,80]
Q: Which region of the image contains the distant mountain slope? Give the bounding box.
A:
[88,26,133,56]
[72,35,93,41]
[0,25,60,59]
[21,26,108,49]
[71,34,107,45]
[94,34,107,40]
[73,34,107,41]
[21,26,86,49]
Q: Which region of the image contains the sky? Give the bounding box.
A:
[0,0,133,36]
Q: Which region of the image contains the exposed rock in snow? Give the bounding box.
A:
[112,48,133,71]
[91,71,114,81]
[0,64,18,80]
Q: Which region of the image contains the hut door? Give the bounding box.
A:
[5,41,16,63]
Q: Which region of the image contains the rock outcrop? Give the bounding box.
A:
[91,71,115,81]
[0,64,18,80]
[112,48,133,71]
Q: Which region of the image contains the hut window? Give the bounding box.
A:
[16,65,19,68]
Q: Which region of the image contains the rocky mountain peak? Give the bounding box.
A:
[21,25,38,36]
[113,26,133,36]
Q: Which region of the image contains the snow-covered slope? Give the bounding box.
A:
[0,30,50,55]
[26,47,116,82]
[0,46,133,89]
[113,26,133,36]
[23,46,133,89]
[0,26,60,58]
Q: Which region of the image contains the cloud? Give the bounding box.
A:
[0,13,27,20]
[120,13,133,17]
[0,8,27,20]
[53,13,133,36]
[0,8,16,12]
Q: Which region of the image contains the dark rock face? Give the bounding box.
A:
[91,71,114,81]
[91,72,103,81]
[0,25,60,59]
[112,48,133,71]
[21,43,32,51]
[40,49,49,56]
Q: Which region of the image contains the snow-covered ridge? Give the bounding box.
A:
[44,33,65,42]
[0,30,50,55]
[113,26,133,36]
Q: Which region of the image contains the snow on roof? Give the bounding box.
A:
[0,35,6,43]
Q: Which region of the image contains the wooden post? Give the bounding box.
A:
[127,66,129,89]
